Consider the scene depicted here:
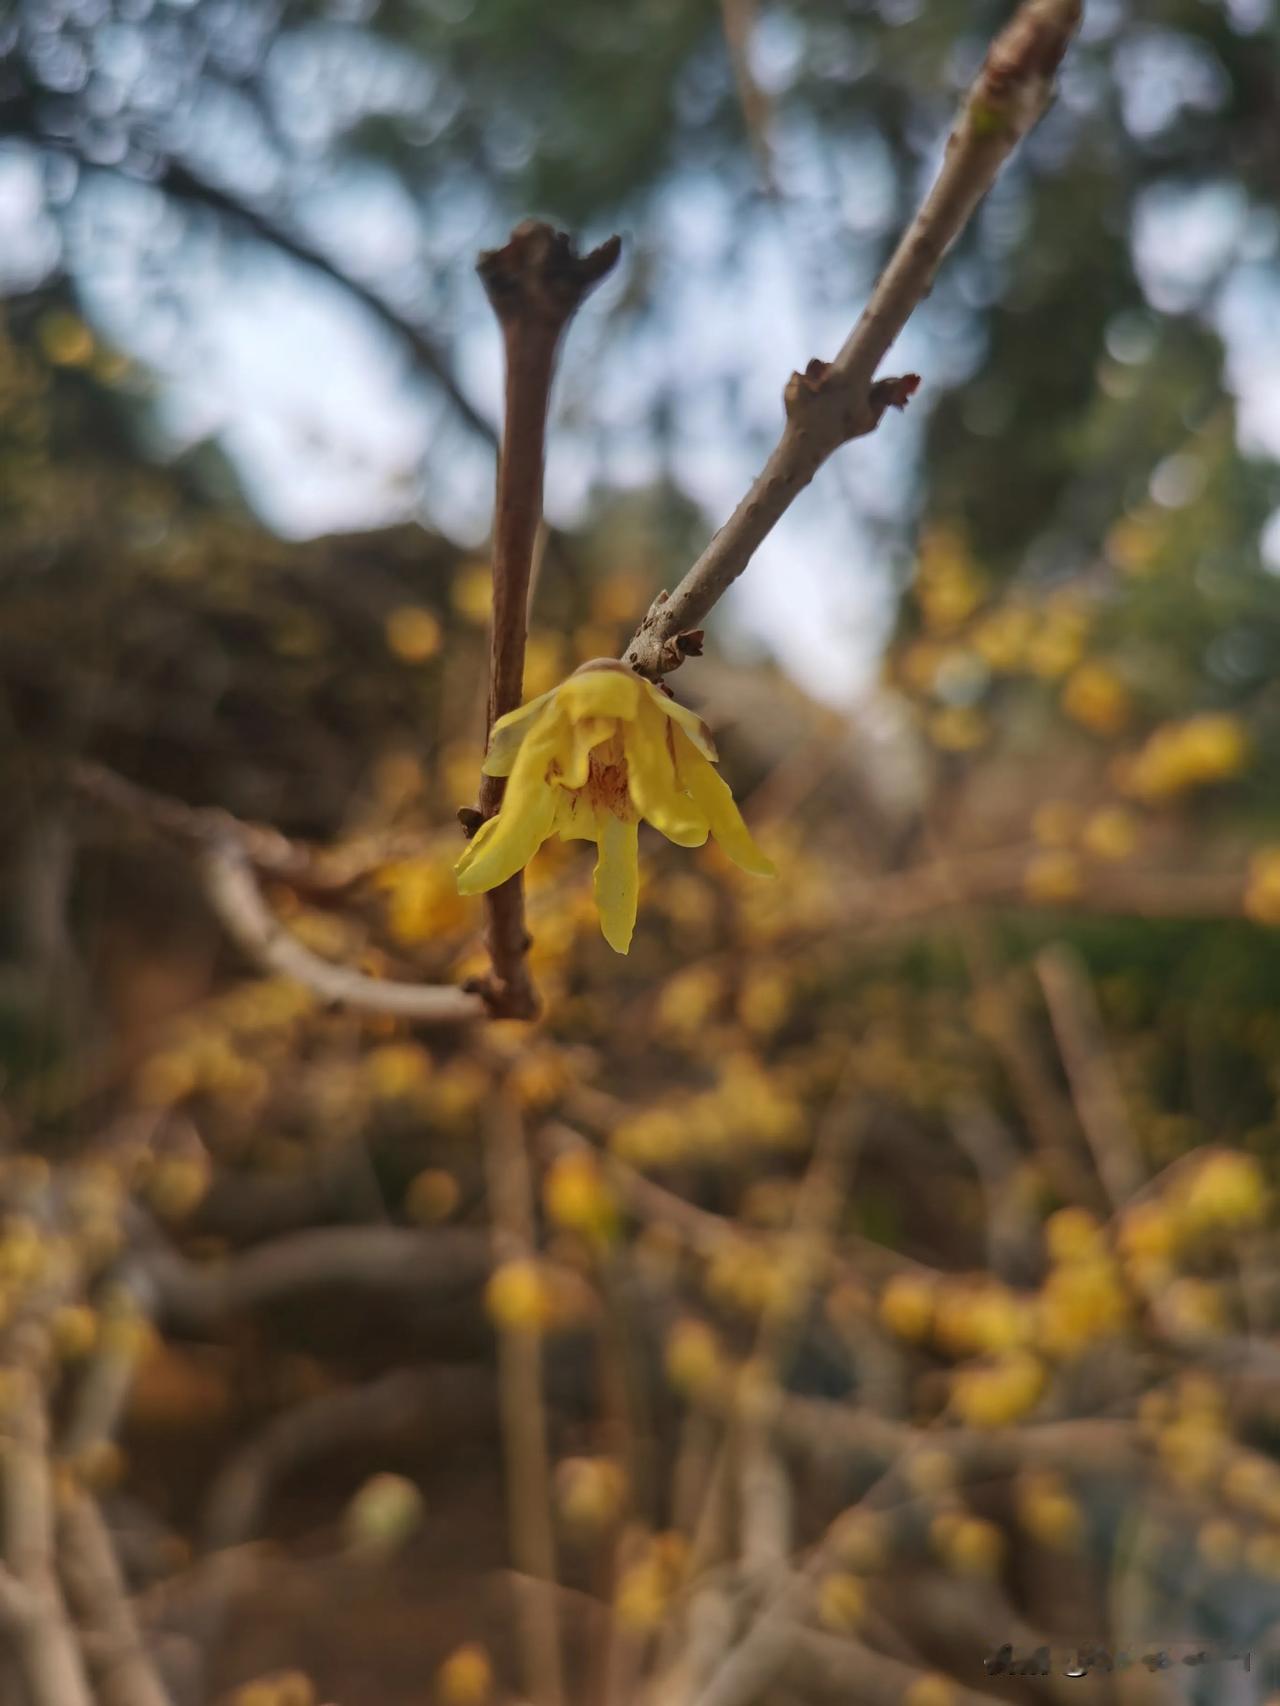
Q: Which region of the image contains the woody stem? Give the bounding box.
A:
[472,222,620,1019]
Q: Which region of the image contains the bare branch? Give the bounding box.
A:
[139,1224,491,1330]
[1036,942,1148,1210]
[0,1373,95,1706]
[468,221,621,1019]
[624,0,1082,679]
[201,840,485,1024]
[201,1368,495,1552]
[58,1490,175,1706]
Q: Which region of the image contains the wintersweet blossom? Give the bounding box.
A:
[456,659,774,953]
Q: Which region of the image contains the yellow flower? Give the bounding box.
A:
[456,660,774,953]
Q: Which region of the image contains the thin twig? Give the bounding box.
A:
[624,0,1082,679]
[1036,942,1147,1211]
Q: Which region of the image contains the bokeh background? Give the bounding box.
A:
[4,0,1280,1703]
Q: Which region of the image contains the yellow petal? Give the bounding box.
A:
[593,810,639,953]
[554,790,598,842]
[672,728,775,877]
[482,688,557,777]
[558,716,614,789]
[454,812,500,879]
[456,784,557,893]
[559,668,641,724]
[457,711,565,892]
[625,695,708,848]
[644,679,718,762]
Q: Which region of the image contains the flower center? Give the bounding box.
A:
[583,731,636,821]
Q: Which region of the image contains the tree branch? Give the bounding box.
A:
[467,221,620,1019]
[58,1490,175,1706]
[138,1224,491,1331]
[202,839,485,1023]
[624,0,1082,679]
[0,1373,95,1706]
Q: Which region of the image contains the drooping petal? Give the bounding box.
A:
[559,667,641,724]
[554,789,598,842]
[625,694,708,848]
[482,688,558,777]
[644,680,718,762]
[456,782,558,893]
[558,716,615,790]
[672,727,776,877]
[593,809,639,954]
[457,709,566,892]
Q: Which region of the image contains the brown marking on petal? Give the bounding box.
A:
[583,731,637,823]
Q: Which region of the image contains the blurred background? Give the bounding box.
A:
[4,0,1280,1702]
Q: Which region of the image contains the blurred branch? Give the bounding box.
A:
[624,0,1082,679]
[468,221,620,1020]
[0,1370,95,1706]
[73,759,485,1020]
[824,843,1246,934]
[783,1628,1002,1706]
[483,1090,565,1706]
[1036,943,1147,1210]
[140,1224,491,1330]
[719,0,774,191]
[202,840,484,1022]
[201,1368,494,1552]
[33,144,499,450]
[58,1489,175,1706]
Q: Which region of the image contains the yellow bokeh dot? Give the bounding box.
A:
[1061,662,1131,737]
[405,1169,460,1225]
[1083,806,1139,862]
[385,605,443,663]
[437,1644,493,1705]
[452,563,493,623]
[485,1260,555,1333]
[816,1571,867,1632]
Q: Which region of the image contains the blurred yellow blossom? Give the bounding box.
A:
[951,1351,1045,1427]
[879,1272,935,1342]
[1245,848,1280,925]
[1186,1150,1268,1229]
[665,1317,727,1397]
[927,705,989,752]
[451,562,493,623]
[554,1455,627,1532]
[437,1644,493,1705]
[384,604,443,662]
[485,1259,555,1333]
[972,603,1035,672]
[817,1571,867,1631]
[543,1151,618,1243]
[932,1511,1004,1576]
[405,1169,460,1225]
[903,1677,957,1706]
[1023,850,1081,904]
[1082,805,1140,861]
[1122,712,1248,801]
[913,527,986,632]
[1061,662,1131,736]
[1016,1471,1084,1551]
